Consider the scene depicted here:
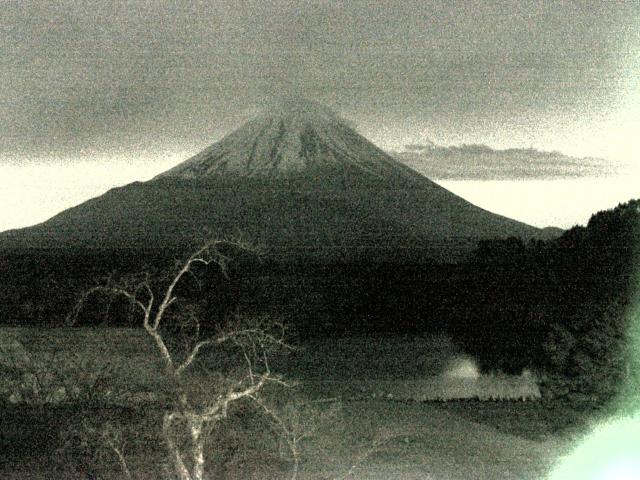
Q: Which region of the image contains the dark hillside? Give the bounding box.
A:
[452,199,640,405]
[1,171,544,262]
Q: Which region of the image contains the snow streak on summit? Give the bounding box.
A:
[157,99,417,182]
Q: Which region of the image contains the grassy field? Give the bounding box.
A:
[1,399,583,479]
[0,327,593,479]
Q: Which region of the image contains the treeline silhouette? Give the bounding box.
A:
[1,199,637,405]
[460,199,639,404]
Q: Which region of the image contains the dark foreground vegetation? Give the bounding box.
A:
[465,198,639,407]
[2,199,638,407]
[1,199,638,478]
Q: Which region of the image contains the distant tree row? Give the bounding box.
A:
[459,199,639,406]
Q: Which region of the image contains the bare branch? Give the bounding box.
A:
[146,326,176,374]
[252,396,301,480]
[151,239,245,330]
[198,365,287,423]
[66,283,152,326]
[340,430,397,480]
[213,325,294,353]
[175,339,216,376]
[102,433,132,480]
[174,315,293,377]
[217,370,270,415]
[241,346,255,382]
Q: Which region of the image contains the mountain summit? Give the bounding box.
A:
[157,99,416,182]
[1,99,558,262]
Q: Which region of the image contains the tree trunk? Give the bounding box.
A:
[163,412,192,480]
[190,417,206,480]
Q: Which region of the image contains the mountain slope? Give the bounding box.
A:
[0,100,557,263]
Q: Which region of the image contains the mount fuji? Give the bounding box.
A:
[0,100,557,263]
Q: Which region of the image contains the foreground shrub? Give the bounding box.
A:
[542,299,631,406]
[0,331,119,405]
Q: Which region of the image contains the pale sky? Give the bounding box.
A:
[1,0,639,231]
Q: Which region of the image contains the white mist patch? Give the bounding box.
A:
[365,356,543,402]
[443,355,480,379]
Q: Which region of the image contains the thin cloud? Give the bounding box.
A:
[390,144,617,180]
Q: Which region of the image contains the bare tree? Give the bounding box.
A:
[69,238,292,480]
[254,395,342,480]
